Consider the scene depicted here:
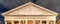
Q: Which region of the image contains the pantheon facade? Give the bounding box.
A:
[2,2,59,24]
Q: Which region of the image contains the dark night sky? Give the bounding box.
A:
[0,0,60,23]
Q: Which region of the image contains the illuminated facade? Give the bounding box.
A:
[2,2,58,24]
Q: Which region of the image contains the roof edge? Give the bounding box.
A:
[1,2,59,16]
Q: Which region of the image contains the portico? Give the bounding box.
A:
[2,2,58,24]
[4,15,56,24]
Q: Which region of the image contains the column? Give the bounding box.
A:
[26,20,27,24]
[5,20,7,24]
[47,20,49,24]
[40,20,42,24]
[54,20,56,24]
[12,20,14,24]
[19,20,20,24]
[33,20,35,24]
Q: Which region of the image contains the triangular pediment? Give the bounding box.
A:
[2,2,58,16]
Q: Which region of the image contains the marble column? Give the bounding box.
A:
[40,20,42,24]
[5,21,7,24]
[12,20,14,24]
[19,20,20,24]
[33,20,35,24]
[26,20,27,24]
[47,20,49,24]
[54,20,56,24]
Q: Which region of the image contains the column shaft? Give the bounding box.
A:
[47,20,49,24]
[54,20,56,24]
[26,20,27,24]
[19,20,20,24]
[33,20,35,24]
[5,21,7,24]
[40,20,42,24]
[12,20,14,24]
